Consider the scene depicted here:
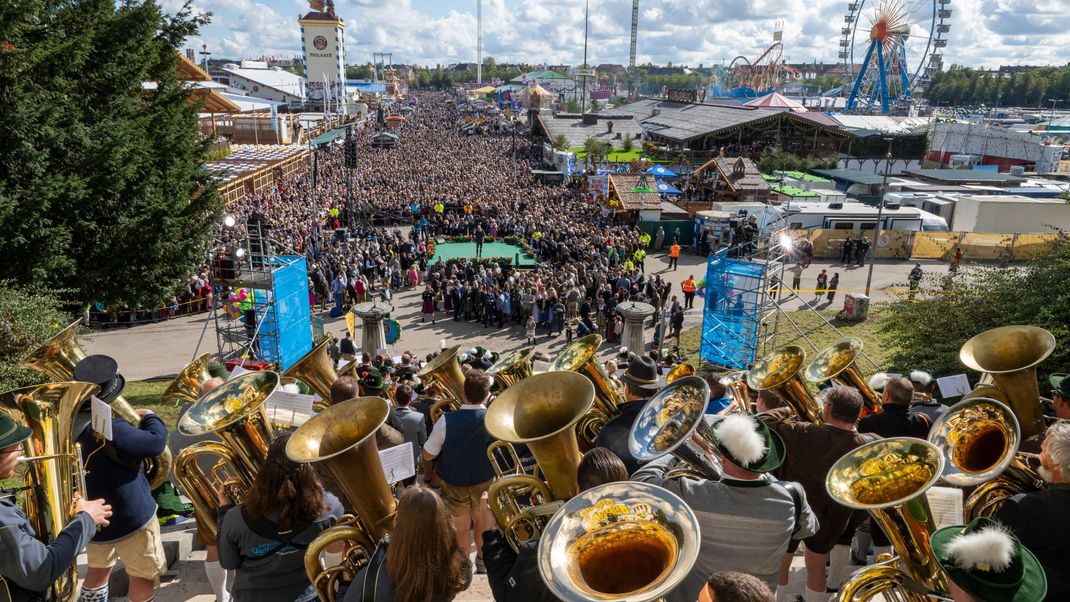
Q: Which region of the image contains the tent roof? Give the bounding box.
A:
[528,84,554,96]
[744,92,806,112]
[472,85,495,93]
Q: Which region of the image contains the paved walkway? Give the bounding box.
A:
[82,251,945,381]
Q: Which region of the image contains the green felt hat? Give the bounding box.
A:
[0,413,31,450]
[208,363,230,380]
[707,414,785,473]
[1050,373,1070,398]
[359,371,387,391]
[931,517,1047,602]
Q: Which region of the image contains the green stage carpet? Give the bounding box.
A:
[431,241,536,267]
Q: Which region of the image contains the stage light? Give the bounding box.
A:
[779,234,793,250]
[223,214,236,228]
[235,248,246,258]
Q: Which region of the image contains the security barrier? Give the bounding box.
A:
[786,230,1059,262]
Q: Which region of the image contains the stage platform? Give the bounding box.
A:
[431,241,536,267]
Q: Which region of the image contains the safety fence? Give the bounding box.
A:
[787,230,1061,262]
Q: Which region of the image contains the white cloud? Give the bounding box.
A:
[173,0,1070,69]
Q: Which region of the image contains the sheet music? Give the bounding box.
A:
[266,390,315,427]
[926,486,964,529]
[91,397,113,441]
[936,374,971,398]
[228,365,250,380]
[379,442,415,484]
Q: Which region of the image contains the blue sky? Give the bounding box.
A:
[166,0,1070,70]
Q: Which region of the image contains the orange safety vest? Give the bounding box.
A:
[682,279,696,293]
[669,244,680,258]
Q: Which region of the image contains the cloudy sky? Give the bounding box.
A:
[166,0,1069,70]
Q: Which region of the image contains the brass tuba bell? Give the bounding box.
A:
[282,337,340,403]
[418,345,467,422]
[927,397,1045,519]
[161,353,214,406]
[537,481,701,602]
[18,319,172,490]
[0,381,99,602]
[959,325,1055,439]
[827,438,947,601]
[550,334,624,446]
[629,375,721,481]
[287,396,397,602]
[487,346,535,390]
[747,346,821,423]
[172,371,279,541]
[485,372,594,550]
[805,338,881,413]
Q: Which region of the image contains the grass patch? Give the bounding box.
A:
[679,307,895,370]
[566,147,644,163]
[123,379,180,429]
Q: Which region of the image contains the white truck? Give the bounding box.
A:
[949,195,1070,233]
[758,201,949,235]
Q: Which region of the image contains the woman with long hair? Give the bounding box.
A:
[344,486,471,602]
[217,434,344,602]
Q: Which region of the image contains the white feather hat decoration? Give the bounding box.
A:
[945,525,1015,573]
[713,414,765,466]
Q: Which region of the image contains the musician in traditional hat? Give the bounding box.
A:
[0,413,112,602]
[74,355,169,602]
[595,356,664,474]
[858,376,931,439]
[759,385,873,601]
[633,414,818,602]
[931,517,1047,602]
[908,370,948,422]
[994,421,1070,600]
[1023,373,1070,453]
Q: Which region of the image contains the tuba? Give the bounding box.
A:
[828,438,948,601]
[537,481,701,602]
[629,376,721,481]
[485,372,594,550]
[746,346,821,423]
[287,396,397,602]
[283,337,340,403]
[172,371,279,541]
[0,381,99,602]
[19,319,172,490]
[805,338,881,413]
[487,346,535,390]
[161,353,214,405]
[664,362,695,383]
[959,325,1055,439]
[418,345,467,422]
[719,371,752,414]
[927,398,1045,519]
[550,334,623,446]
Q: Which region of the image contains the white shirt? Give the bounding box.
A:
[422,404,485,458]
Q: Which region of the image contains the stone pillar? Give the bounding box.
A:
[353,300,393,354]
[616,301,656,356]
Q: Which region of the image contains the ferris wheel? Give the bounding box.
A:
[839,0,951,113]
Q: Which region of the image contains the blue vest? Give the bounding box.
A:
[435,409,495,486]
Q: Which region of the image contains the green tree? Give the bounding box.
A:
[345,64,373,80]
[589,99,601,113]
[552,134,569,150]
[564,99,581,113]
[0,283,71,391]
[0,0,222,308]
[621,133,634,152]
[880,235,1070,380]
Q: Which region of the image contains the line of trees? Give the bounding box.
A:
[925,64,1070,108]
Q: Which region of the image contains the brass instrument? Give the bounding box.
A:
[172,371,280,541]
[282,336,339,403]
[550,334,624,446]
[927,398,1045,519]
[19,319,172,490]
[719,371,752,414]
[664,362,695,383]
[746,346,821,423]
[419,345,467,422]
[827,438,947,601]
[485,372,594,550]
[629,376,721,480]
[805,338,882,412]
[487,346,535,390]
[161,353,214,405]
[0,381,99,602]
[959,325,1055,439]
[287,396,397,602]
[537,481,701,602]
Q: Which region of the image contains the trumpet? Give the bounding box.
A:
[537,481,701,602]
[628,375,721,481]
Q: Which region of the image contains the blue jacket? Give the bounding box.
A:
[78,414,168,541]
